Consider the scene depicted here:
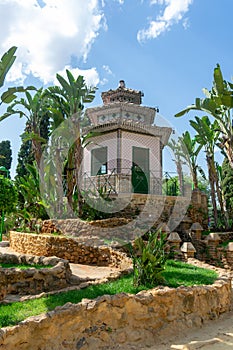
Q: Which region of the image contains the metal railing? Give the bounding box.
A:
[81,168,186,196]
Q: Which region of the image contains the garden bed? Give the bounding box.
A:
[0,252,72,300]
[0,259,231,350]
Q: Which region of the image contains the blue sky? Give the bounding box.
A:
[0,0,232,177]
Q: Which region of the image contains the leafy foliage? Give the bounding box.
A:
[131,230,168,287]
[44,70,97,215]
[0,140,12,171]
[15,163,48,225]
[16,111,50,178]
[0,46,35,105]
[221,158,233,215]
[179,131,205,189]
[0,176,17,215]
[175,64,233,169]
[163,175,180,196]
[2,89,50,170]
[80,189,115,221]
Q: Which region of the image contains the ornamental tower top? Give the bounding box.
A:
[101,80,144,105]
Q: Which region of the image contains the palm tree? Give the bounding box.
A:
[175,64,233,168]
[45,70,96,215]
[215,161,229,228]
[189,116,229,228]
[167,139,184,194]
[178,131,205,189]
[0,88,50,170]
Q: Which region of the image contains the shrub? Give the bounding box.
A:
[131,230,168,287]
[0,176,17,215]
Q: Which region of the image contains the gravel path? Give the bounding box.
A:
[155,308,233,349]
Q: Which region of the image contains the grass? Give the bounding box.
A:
[0,263,53,270]
[162,260,217,287]
[0,260,218,328]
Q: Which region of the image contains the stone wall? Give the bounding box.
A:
[191,232,233,269]
[217,232,233,243]
[9,232,131,268]
[0,253,72,301]
[0,262,231,350]
[40,190,208,243]
[188,189,208,228]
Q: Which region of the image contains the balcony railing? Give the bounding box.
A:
[81,168,188,197]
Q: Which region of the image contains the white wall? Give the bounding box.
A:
[83,131,118,175]
[121,131,161,177]
[83,130,161,179]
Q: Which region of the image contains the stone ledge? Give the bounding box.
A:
[0,252,72,300]
[0,262,231,350]
[9,231,131,269]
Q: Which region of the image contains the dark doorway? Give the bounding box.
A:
[132,146,149,194]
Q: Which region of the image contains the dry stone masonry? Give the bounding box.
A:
[0,261,231,350]
[10,231,131,269]
[0,252,72,301]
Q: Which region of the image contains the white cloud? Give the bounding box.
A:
[55,65,100,88]
[182,17,190,30]
[137,0,193,42]
[0,0,105,84]
[102,65,113,75]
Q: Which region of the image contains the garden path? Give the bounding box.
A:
[154,308,233,350]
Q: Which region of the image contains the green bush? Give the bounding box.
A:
[0,176,17,215]
[131,230,168,287]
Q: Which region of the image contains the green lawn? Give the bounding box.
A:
[0,263,53,270]
[0,260,218,328]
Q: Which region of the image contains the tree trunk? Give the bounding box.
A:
[215,171,229,229]
[225,140,233,169]
[192,168,199,189]
[207,156,218,228]
[66,147,75,216]
[55,147,64,218]
[176,160,183,195]
[32,139,42,170]
[74,132,83,218]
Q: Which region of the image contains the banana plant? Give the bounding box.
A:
[15,163,48,223]
[175,64,233,168]
[44,70,96,215]
[178,131,205,189]
[0,88,50,170]
[0,46,35,105]
[189,116,229,228]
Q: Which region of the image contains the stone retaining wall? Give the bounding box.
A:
[217,232,233,243]
[40,190,208,241]
[0,253,72,301]
[0,262,231,350]
[9,232,131,268]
